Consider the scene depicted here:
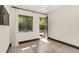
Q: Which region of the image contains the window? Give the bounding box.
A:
[19,15,33,32]
[0,5,9,25]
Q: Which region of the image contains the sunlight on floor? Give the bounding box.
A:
[40,37,49,43]
[21,45,38,50]
[21,47,31,50]
[32,45,37,47]
[21,35,48,51]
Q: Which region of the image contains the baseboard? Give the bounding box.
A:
[19,38,40,44]
[6,43,11,53]
[48,37,79,49]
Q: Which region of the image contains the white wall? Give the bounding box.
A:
[3,5,15,47]
[0,26,9,52]
[48,6,79,47]
[10,8,47,46]
[0,6,10,53]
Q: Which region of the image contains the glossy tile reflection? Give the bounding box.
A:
[8,38,79,53]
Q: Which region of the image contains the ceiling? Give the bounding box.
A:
[48,5,64,13]
[13,5,64,14]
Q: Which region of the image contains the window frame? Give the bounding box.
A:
[18,15,33,32]
[0,5,9,26]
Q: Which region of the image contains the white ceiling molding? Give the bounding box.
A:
[12,5,48,14]
[12,5,64,14]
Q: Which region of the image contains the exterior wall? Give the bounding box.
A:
[48,6,79,47]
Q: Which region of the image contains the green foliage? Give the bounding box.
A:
[39,17,46,30]
[19,15,26,25]
[19,15,33,32]
[19,15,33,25]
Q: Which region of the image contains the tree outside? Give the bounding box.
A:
[39,17,46,33]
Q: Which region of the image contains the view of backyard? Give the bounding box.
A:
[39,17,47,38]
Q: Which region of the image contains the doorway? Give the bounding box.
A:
[39,17,48,40]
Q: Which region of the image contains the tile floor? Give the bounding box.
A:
[8,38,79,53]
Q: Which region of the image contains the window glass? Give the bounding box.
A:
[0,5,9,25]
[19,15,33,32]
